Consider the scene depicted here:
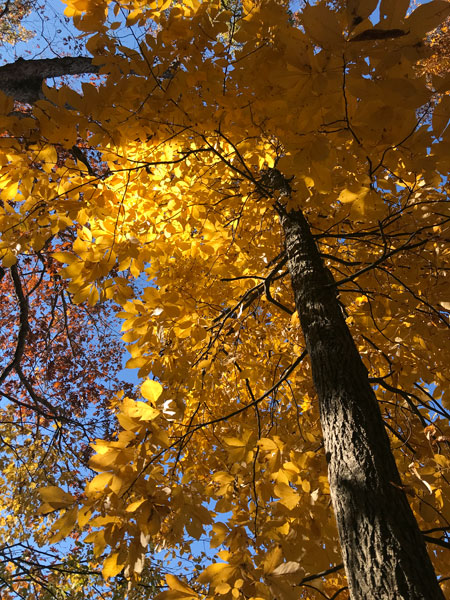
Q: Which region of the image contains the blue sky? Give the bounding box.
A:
[1,0,80,63]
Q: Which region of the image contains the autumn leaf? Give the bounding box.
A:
[141,379,163,403]
[38,487,75,511]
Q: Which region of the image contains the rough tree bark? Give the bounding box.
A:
[279,206,444,599]
[0,56,99,103]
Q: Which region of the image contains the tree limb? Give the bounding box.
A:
[0,56,100,103]
[0,265,29,387]
[299,563,344,585]
[423,535,450,551]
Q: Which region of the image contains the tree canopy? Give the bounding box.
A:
[0,0,33,45]
[1,0,450,599]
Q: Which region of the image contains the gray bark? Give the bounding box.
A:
[0,56,99,103]
[280,206,444,599]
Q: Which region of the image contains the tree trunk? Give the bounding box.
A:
[280,206,444,599]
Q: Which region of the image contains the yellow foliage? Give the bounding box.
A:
[2,0,450,598]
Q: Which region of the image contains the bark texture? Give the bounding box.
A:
[280,206,444,599]
[0,56,99,103]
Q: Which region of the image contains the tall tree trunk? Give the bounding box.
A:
[280,206,444,599]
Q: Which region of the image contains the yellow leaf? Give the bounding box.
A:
[141,379,163,403]
[49,506,78,544]
[302,480,311,493]
[263,545,283,574]
[301,4,343,48]
[88,285,100,306]
[274,482,300,510]
[102,552,125,580]
[126,498,147,512]
[434,454,449,468]
[166,574,197,596]
[1,181,18,201]
[39,145,58,170]
[212,472,234,484]
[117,412,141,431]
[85,472,113,494]
[122,398,160,421]
[257,438,279,451]
[72,285,92,304]
[164,304,181,318]
[1,250,17,267]
[52,251,78,264]
[77,504,92,528]
[38,486,75,509]
[198,563,238,585]
[223,437,246,447]
[338,187,369,204]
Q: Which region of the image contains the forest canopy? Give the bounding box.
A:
[0,1,450,599]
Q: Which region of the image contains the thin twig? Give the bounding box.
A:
[299,563,344,585]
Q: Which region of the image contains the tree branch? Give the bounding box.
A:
[0,265,29,386]
[0,56,100,103]
[423,535,450,551]
[299,563,344,585]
